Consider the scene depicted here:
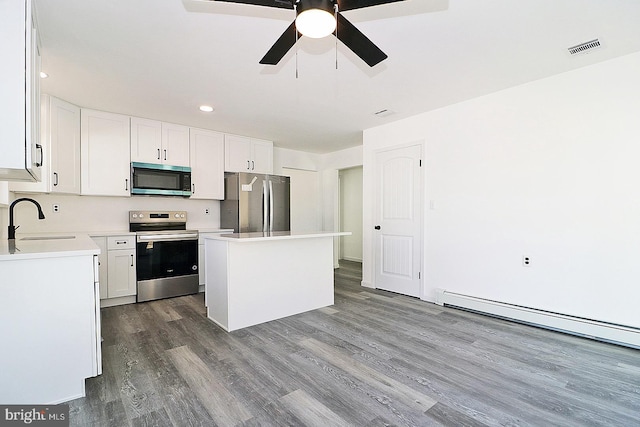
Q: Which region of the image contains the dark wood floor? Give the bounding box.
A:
[69,261,640,426]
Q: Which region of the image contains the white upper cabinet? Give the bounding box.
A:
[190,128,224,200]
[251,138,274,174]
[130,118,190,167]
[81,109,131,197]
[163,123,190,167]
[11,95,81,194]
[0,0,42,181]
[0,182,8,207]
[49,96,81,194]
[225,134,273,174]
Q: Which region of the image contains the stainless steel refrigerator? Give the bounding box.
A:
[220,172,290,233]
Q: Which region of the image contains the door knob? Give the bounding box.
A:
[374,225,381,230]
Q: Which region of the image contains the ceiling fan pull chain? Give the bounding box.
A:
[335,3,339,70]
[295,3,299,79]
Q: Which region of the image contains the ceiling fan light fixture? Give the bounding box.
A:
[295,0,336,39]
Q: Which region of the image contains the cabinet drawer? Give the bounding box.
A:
[107,235,135,250]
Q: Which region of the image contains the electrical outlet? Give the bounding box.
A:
[205,208,210,215]
[52,204,60,213]
[522,255,531,267]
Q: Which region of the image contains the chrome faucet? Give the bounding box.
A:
[8,198,45,240]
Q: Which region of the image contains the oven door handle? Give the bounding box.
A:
[137,232,199,242]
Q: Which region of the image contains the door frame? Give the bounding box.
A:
[370,140,425,299]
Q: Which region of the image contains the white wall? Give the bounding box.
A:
[274,145,364,266]
[339,167,363,262]
[320,146,363,266]
[285,168,322,232]
[363,52,640,329]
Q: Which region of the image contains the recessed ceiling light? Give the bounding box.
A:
[199,105,214,112]
[40,72,49,78]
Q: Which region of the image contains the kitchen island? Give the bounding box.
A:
[0,234,101,404]
[204,231,350,331]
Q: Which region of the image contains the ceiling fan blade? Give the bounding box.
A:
[336,13,387,67]
[337,0,405,12]
[207,0,293,10]
[260,21,298,65]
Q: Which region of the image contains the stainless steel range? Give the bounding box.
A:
[129,211,199,302]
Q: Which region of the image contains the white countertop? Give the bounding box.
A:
[198,228,234,234]
[204,231,351,242]
[88,230,135,237]
[0,233,100,261]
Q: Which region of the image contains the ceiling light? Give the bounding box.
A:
[199,105,214,112]
[295,0,336,39]
[40,72,48,78]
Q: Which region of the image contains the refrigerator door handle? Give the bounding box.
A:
[269,180,274,232]
[263,180,269,233]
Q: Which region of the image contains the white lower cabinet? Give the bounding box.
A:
[91,235,136,304]
[0,251,101,404]
[92,236,109,299]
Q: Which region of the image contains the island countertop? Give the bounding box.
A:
[204,230,349,331]
[204,231,350,242]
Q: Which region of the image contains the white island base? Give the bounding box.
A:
[204,232,348,332]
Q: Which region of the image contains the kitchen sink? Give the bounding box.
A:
[21,235,76,241]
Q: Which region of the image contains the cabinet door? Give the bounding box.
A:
[198,243,205,287]
[81,109,131,196]
[190,128,224,200]
[10,95,81,194]
[91,237,109,300]
[0,182,8,207]
[0,0,42,181]
[130,117,162,164]
[162,123,190,167]
[224,134,252,172]
[107,249,136,298]
[251,138,273,174]
[9,94,50,193]
[50,96,80,194]
[27,4,42,182]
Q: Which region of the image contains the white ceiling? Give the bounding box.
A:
[34,0,640,154]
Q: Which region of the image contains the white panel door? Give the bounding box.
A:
[374,144,423,297]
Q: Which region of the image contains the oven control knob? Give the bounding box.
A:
[132,213,137,218]
[139,213,144,218]
[180,214,185,218]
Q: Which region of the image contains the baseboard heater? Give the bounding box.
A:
[435,289,640,349]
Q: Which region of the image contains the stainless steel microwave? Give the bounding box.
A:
[131,162,192,197]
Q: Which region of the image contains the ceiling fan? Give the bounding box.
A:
[208,0,406,67]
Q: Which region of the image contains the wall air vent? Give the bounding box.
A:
[568,39,601,56]
[374,109,396,118]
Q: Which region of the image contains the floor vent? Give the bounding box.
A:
[568,39,601,56]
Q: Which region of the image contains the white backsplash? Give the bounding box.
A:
[6,193,220,236]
